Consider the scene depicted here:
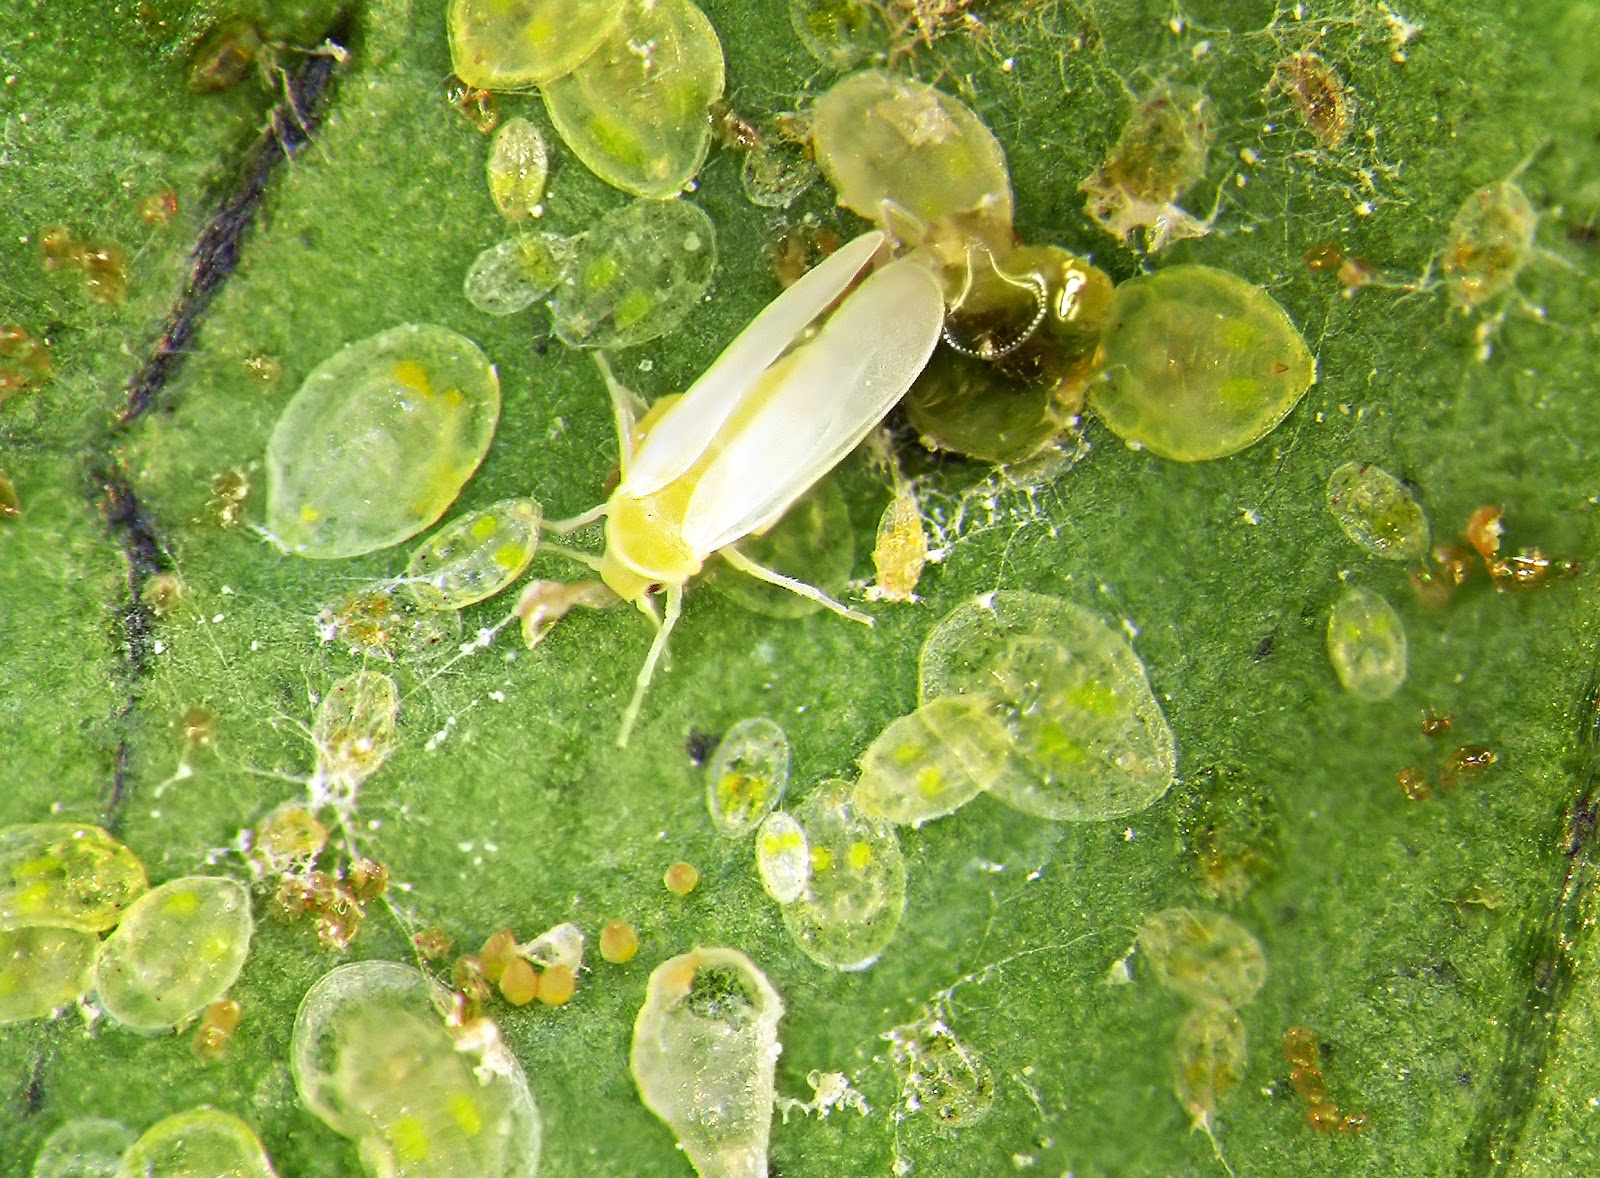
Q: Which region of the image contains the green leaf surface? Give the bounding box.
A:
[3,0,1599,1175]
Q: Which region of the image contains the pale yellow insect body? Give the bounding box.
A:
[559,229,945,744]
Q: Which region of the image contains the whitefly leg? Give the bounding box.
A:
[538,539,606,572]
[544,504,609,535]
[722,547,874,626]
[619,584,681,748]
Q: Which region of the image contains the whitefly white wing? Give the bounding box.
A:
[681,256,945,556]
[622,230,888,499]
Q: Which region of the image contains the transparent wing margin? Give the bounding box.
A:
[621,230,888,499]
[682,257,946,555]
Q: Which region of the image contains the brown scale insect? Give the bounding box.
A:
[1397,766,1432,801]
[1421,709,1454,738]
[770,222,843,288]
[188,18,265,93]
[1304,242,1343,272]
[39,227,128,304]
[0,324,53,402]
[413,926,454,960]
[444,76,498,134]
[243,354,282,384]
[139,190,180,226]
[1465,505,1503,559]
[346,858,389,902]
[192,998,242,1063]
[0,473,17,521]
[1271,52,1354,149]
[1440,745,1497,791]
[711,100,762,152]
[1281,1025,1370,1134]
[180,706,218,748]
[1488,548,1578,592]
[205,468,250,528]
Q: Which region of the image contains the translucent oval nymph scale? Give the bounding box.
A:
[541,0,725,198]
[780,780,907,970]
[920,592,1176,822]
[853,695,1012,826]
[1442,179,1537,311]
[1326,587,1407,700]
[630,947,783,1178]
[0,927,97,1023]
[448,0,626,90]
[811,69,1013,258]
[94,876,253,1031]
[464,234,571,317]
[406,498,542,610]
[291,961,542,1178]
[1137,907,1267,1009]
[487,117,549,222]
[114,1107,277,1178]
[1089,265,1315,462]
[549,199,717,350]
[755,811,809,904]
[706,718,790,838]
[265,324,500,559]
[0,822,146,933]
[1325,462,1429,560]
